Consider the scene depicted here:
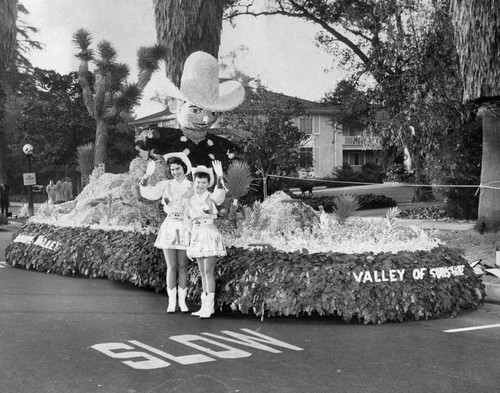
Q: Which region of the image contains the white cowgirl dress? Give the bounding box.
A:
[184,188,226,259]
[140,178,192,250]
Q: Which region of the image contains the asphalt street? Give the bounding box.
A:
[1,222,500,393]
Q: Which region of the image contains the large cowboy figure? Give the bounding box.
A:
[135,51,245,169]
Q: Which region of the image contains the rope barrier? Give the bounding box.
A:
[250,175,500,200]
[264,174,500,191]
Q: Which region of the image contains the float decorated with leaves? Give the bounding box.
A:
[5,156,484,324]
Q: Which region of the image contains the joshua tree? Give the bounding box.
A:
[0,0,17,184]
[73,28,166,167]
[450,0,500,231]
[153,0,225,84]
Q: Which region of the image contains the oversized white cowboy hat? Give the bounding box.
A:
[191,165,214,187]
[164,51,245,112]
[163,152,192,175]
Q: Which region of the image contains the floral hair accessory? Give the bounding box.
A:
[135,128,159,143]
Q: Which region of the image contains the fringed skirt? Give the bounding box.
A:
[187,220,226,259]
[154,216,188,250]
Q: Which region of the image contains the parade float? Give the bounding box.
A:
[5,159,485,324]
[5,51,484,324]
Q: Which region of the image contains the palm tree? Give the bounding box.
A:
[450,0,500,231]
[73,28,167,167]
[0,0,17,184]
[153,0,225,84]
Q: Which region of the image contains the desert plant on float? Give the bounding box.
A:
[332,193,360,224]
[77,142,95,187]
[385,206,401,230]
[242,201,269,230]
[224,161,255,226]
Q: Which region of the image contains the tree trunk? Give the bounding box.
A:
[0,0,17,185]
[94,118,108,168]
[0,68,8,185]
[153,0,224,85]
[477,102,500,231]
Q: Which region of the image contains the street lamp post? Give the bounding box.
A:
[23,144,34,216]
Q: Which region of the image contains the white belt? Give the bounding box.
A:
[193,218,214,227]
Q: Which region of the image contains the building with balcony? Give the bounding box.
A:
[129,94,382,178]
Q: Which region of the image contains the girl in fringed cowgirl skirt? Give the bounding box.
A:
[184,161,226,319]
[140,152,193,313]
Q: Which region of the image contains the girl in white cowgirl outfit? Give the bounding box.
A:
[140,152,193,313]
[184,160,226,319]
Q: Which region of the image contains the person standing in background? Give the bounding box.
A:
[64,177,74,201]
[46,180,56,204]
[0,183,10,216]
[54,180,65,204]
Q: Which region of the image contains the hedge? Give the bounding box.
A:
[6,222,484,324]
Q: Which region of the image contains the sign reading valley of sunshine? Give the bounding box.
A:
[353,265,466,284]
[13,234,61,251]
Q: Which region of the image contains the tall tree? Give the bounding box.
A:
[450,0,500,231]
[225,0,478,201]
[13,69,95,168]
[153,0,225,84]
[222,81,309,177]
[0,0,17,184]
[73,28,166,167]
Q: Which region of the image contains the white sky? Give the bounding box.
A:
[20,0,345,118]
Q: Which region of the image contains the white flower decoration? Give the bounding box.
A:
[207,139,214,147]
[208,153,215,160]
[227,152,235,159]
[183,148,190,156]
[180,136,188,142]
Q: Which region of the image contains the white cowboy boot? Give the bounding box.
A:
[166,287,177,313]
[199,293,215,319]
[177,287,189,312]
[191,292,206,317]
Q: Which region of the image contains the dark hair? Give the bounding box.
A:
[166,157,187,173]
[193,171,210,181]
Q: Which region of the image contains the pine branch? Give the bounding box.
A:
[97,40,117,63]
[109,63,130,91]
[73,28,94,61]
[111,83,142,115]
[137,43,168,90]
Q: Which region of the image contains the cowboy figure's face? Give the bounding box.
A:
[176,101,218,131]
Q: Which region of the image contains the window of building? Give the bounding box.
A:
[348,152,365,166]
[299,117,313,134]
[299,147,313,168]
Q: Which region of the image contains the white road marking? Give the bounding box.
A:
[444,323,500,333]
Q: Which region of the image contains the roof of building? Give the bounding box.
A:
[130,89,339,126]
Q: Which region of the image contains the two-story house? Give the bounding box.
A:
[129,94,382,178]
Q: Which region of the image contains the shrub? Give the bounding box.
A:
[298,193,397,213]
[357,194,398,210]
[333,162,385,184]
[6,221,485,324]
